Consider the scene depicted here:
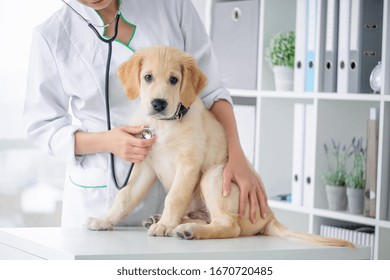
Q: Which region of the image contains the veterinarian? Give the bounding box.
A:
[23,0,268,227]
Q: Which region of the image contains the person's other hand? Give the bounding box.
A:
[222,150,268,223]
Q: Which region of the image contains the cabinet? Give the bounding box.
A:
[201,0,390,259]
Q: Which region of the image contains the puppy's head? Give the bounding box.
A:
[117,46,207,119]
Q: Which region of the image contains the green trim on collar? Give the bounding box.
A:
[120,14,136,52]
[93,0,136,52]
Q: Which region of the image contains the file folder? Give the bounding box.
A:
[348,0,363,93]
[304,0,326,92]
[337,0,351,93]
[348,0,383,93]
[303,104,315,207]
[291,103,306,206]
[294,0,307,92]
[323,0,339,92]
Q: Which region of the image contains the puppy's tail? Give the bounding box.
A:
[263,218,355,248]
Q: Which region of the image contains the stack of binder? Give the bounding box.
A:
[320,224,374,257]
[294,0,383,93]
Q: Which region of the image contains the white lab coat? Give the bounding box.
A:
[23,0,232,227]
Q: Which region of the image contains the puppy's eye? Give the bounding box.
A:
[144,74,153,83]
[169,76,178,86]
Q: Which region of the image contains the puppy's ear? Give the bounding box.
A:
[180,55,208,108]
[117,52,143,100]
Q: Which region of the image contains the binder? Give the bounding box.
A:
[210,0,260,90]
[337,0,352,93]
[304,0,326,92]
[348,0,363,93]
[291,103,306,206]
[233,103,256,165]
[349,0,383,93]
[323,0,339,92]
[294,0,307,92]
[303,104,315,207]
[364,107,378,218]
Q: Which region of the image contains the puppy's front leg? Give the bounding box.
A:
[148,165,200,237]
[86,162,156,230]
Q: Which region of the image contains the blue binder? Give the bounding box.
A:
[304,0,326,92]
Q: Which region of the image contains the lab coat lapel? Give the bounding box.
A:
[63,0,137,125]
[65,0,109,101]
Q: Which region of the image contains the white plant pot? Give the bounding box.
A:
[273,66,294,91]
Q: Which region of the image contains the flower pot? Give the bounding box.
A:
[347,188,364,214]
[272,66,294,91]
[325,185,347,211]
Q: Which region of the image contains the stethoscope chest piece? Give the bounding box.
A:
[141,128,154,139]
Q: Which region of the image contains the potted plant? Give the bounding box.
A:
[265,31,295,91]
[346,137,366,214]
[323,139,349,211]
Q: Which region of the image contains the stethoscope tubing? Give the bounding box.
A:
[88,13,134,190]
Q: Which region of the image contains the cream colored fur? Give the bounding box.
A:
[86,46,354,248]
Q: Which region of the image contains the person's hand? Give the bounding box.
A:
[222,149,268,223]
[105,125,156,163]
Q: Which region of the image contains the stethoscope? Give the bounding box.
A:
[61,0,153,190]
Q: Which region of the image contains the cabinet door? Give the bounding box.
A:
[210,0,260,89]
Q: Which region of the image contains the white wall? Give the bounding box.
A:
[0,1,64,227]
[0,1,63,140]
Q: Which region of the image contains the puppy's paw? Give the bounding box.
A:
[85,217,114,231]
[174,224,197,240]
[142,214,161,229]
[148,222,175,237]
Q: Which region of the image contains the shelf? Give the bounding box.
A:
[229,89,259,98]
[315,93,388,102]
[312,208,377,227]
[269,200,380,227]
[378,219,390,228]
[230,89,390,102]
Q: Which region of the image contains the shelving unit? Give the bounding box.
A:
[201,0,390,259]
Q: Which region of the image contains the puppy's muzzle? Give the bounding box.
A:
[151,98,168,113]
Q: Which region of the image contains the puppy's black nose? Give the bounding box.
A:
[151,98,168,113]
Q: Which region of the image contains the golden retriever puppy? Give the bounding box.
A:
[86,46,353,247]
